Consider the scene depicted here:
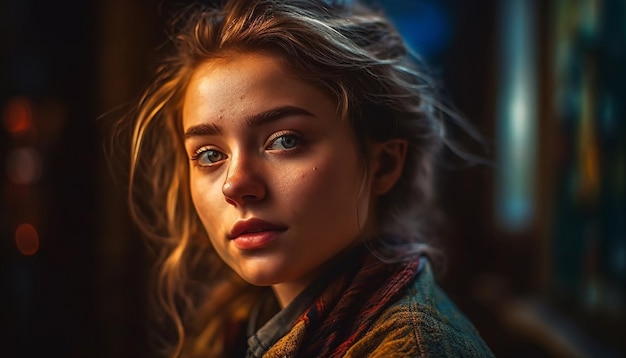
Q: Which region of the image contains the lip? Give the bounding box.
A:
[228,218,287,250]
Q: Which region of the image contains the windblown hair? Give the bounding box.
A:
[126,0,450,356]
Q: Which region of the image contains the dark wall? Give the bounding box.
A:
[1,0,154,356]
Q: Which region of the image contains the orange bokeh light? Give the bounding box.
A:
[15,223,40,256]
[2,97,34,136]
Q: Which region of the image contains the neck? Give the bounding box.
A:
[271,243,368,308]
[271,280,312,308]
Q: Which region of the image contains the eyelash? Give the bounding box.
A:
[189,131,305,168]
[190,146,226,167]
[265,131,304,151]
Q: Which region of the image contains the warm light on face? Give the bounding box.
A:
[182,53,374,304]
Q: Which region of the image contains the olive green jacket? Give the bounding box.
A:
[248,256,495,357]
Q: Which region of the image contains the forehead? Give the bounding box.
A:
[181,52,337,129]
[187,52,288,93]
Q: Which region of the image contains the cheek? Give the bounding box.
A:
[287,152,364,218]
[189,174,223,233]
[190,179,234,263]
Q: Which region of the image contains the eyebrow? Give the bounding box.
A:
[183,105,314,140]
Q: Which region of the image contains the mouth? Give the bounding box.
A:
[228,218,287,240]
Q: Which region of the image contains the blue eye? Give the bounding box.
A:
[194,148,226,166]
[268,134,301,150]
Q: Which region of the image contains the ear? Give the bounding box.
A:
[369,139,408,196]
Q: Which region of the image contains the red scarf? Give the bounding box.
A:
[266,249,421,357]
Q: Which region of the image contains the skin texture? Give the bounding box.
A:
[182,53,378,306]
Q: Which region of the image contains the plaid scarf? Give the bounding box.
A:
[263,247,421,357]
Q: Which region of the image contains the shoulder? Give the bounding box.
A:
[345,260,495,358]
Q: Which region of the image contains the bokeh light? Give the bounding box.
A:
[6,147,43,185]
[15,223,40,256]
[2,97,34,137]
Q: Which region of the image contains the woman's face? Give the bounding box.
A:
[182,53,375,304]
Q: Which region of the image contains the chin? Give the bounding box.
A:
[236,264,286,287]
[239,273,282,287]
[232,251,296,285]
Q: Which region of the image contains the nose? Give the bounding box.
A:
[222,152,267,207]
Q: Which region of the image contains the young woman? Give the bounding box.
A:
[123,0,494,356]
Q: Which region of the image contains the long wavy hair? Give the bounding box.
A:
[125,0,453,356]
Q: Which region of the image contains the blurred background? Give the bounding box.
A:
[1,0,624,357]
